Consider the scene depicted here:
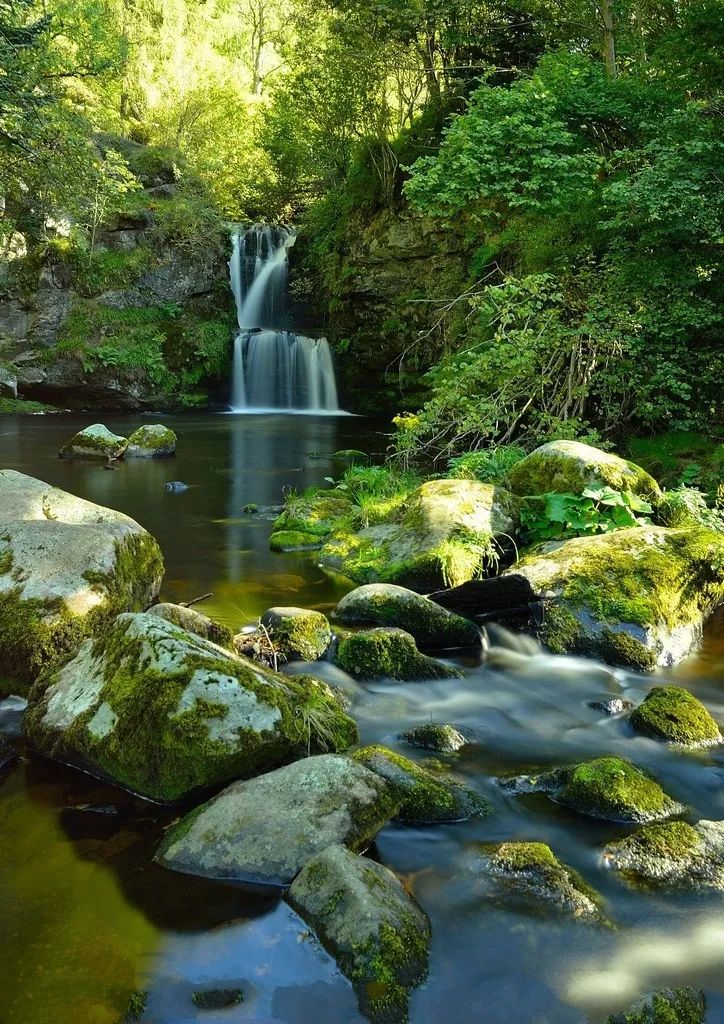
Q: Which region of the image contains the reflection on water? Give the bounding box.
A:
[1,414,724,1023]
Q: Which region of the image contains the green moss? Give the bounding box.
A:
[599,630,658,671]
[491,840,559,872]
[609,821,702,866]
[273,491,355,539]
[269,530,324,551]
[59,424,128,459]
[486,840,604,915]
[120,989,148,1022]
[0,397,58,414]
[353,920,428,1024]
[262,609,331,661]
[335,587,481,650]
[400,723,466,752]
[541,604,583,655]
[336,628,461,681]
[630,685,721,746]
[506,441,661,499]
[560,757,679,822]
[126,424,177,454]
[605,986,705,1024]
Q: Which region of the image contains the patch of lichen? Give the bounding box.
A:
[336,628,461,681]
[353,744,491,823]
[604,986,705,1024]
[630,685,721,746]
[559,757,677,822]
[269,530,324,552]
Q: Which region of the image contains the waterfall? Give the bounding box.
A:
[228,225,340,413]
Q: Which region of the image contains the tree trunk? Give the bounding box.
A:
[599,0,617,79]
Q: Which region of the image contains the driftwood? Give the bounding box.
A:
[180,592,213,609]
[428,574,548,624]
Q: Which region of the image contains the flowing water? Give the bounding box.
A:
[1,412,724,1024]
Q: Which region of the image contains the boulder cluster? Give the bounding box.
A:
[58,422,177,460]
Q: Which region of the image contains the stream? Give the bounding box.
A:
[1,412,724,1024]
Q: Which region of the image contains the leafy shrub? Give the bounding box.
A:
[521,486,653,544]
[447,446,526,484]
[657,487,724,533]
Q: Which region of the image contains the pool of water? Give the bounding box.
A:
[1,412,724,1024]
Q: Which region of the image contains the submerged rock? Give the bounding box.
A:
[147,602,233,648]
[0,470,163,696]
[191,989,243,1010]
[260,606,332,662]
[334,583,482,650]
[156,755,400,884]
[165,480,189,492]
[507,526,724,669]
[604,987,705,1024]
[354,745,491,823]
[24,613,357,803]
[124,423,177,458]
[320,478,521,590]
[630,685,721,747]
[58,423,128,460]
[505,440,661,500]
[501,756,683,823]
[335,628,461,681]
[400,723,467,753]
[480,841,604,922]
[287,843,430,1024]
[602,819,724,891]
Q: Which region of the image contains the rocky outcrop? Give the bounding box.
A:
[0,471,163,695]
[156,754,400,883]
[24,613,358,802]
[602,820,724,891]
[287,844,430,1024]
[335,627,461,681]
[124,424,177,458]
[505,440,661,500]
[58,423,128,459]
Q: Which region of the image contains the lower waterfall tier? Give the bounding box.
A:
[231,330,339,413]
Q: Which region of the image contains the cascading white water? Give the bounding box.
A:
[228,225,340,413]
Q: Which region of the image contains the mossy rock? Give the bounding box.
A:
[58,423,128,459]
[332,449,370,465]
[156,755,400,884]
[191,989,243,1010]
[24,613,358,803]
[124,423,177,458]
[400,723,467,753]
[147,602,233,648]
[604,987,705,1024]
[334,583,482,650]
[119,989,148,1023]
[481,841,604,922]
[336,628,461,681]
[353,745,492,824]
[630,685,721,747]
[320,479,521,590]
[505,440,661,500]
[502,756,683,823]
[602,819,724,891]
[286,843,430,1024]
[260,606,332,661]
[269,530,324,552]
[508,526,724,669]
[272,491,355,542]
[0,470,163,696]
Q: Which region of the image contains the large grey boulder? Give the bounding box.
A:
[334,583,482,650]
[24,614,357,803]
[287,844,430,1024]
[0,471,163,695]
[156,754,399,883]
[124,423,177,458]
[58,423,128,459]
[505,440,661,499]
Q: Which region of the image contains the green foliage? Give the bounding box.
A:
[521,485,653,543]
[447,446,526,484]
[657,487,724,534]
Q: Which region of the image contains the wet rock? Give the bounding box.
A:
[269,530,324,552]
[602,819,724,891]
[156,755,400,884]
[505,526,724,669]
[630,685,721,748]
[400,723,467,752]
[191,988,243,1010]
[58,423,128,460]
[260,606,332,662]
[354,745,492,824]
[0,364,18,399]
[501,756,683,823]
[589,697,635,716]
[272,491,354,543]
[480,841,604,922]
[320,479,521,590]
[0,470,163,696]
[505,440,661,500]
[147,602,233,648]
[604,987,705,1024]
[124,423,177,458]
[335,628,461,681]
[165,480,189,493]
[334,583,482,650]
[287,843,430,1024]
[0,735,17,770]
[24,613,357,803]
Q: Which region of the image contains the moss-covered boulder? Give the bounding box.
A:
[156,755,400,884]
[320,479,521,590]
[354,745,492,823]
[287,844,430,1024]
[505,440,661,500]
[507,526,724,669]
[24,613,358,803]
[480,841,604,922]
[124,423,176,458]
[147,602,233,648]
[630,685,721,747]
[334,583,482,650]
[602,820,724,891]
[604,987,705,1024]
[260,606,332,662]
[58,423,128,459]
[400,723,467,753]
[336,628,461,681]
[0,470,163,696]
[271,491,355,543]
[501,756,683,823]
[269,530,324,552]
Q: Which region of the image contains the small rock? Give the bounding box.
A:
[147,602,233,648]
[191,988,243,1010]
[242,503,258,514]
[630,685,721,747]
[400,723,467,753]
[165,480,189,492]
[602,819,724,890]
[336,627,462,681]
[125,423,177,459]
[589,697,635,716]
[58,423,128,460]
[260,606,332,662]
[604,987,705,1024]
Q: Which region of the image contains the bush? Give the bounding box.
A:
[447,446,526,484]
